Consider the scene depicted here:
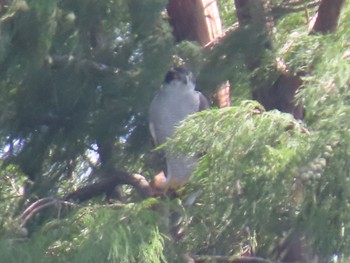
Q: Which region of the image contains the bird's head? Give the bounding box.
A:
[164,67,195,86]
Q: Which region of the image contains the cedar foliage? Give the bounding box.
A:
[1,0,350,262]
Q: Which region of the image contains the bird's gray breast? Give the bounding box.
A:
[149,85,200,145]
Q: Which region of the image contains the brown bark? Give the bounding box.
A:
[65,171,151,202]
[234,0,304,119]
[257,0,345,120]
[257,0,346,120]
[234,0,305,119]
[311,0,345,33]
[214,81,231,108]
[254,2,346,260]
[167,0,222,46]
[18,172,152,228]
[253,74,304,120]
[167,0,230,108]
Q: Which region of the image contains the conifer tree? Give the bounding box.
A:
[1,1,350,263]
[0,0,174,198]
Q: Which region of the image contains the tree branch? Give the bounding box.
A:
[18,198,77,228]
[310,0,345,33]
[65,171,152,202]
[281,0,318,7]
[18,170,152,228]
[272,0,320,18]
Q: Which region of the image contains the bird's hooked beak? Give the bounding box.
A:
[176,71,188,84]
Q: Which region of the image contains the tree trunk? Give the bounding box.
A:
[255,0,346,120]
[253,74,304,120]
[311,0,345,33]
[250,1,346,261]
[167,0,222,46]
[255,0,345,119]
[235,0,304,119]
[167,0,230,107]
[235,1,307,119]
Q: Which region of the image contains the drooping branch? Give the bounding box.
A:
[272,0,320,18]
[18,171,152,228]
[18,198,78,228]
[65,171,152,202]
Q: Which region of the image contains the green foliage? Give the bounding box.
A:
[0,164,27,233]
[0,0,174,196]
[168,101,310,255]
[173,2,350,260]
[1,0,350,262]
[0,1,175,259]
[217,0,236,29]
[0,200,167,263]
[173,41,204,75]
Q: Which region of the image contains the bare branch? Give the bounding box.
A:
[65,170,152,202]
[272,1,320,17]
[19,198,78,228]
[281,0,318,7]
[18,170,152,228]
[19,197,56,222]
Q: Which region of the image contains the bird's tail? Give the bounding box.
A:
[165,156,197,190]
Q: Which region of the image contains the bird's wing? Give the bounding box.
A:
[149,121,159,146]
[197,91,210,111]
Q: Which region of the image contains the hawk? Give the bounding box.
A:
[149,67,209,190]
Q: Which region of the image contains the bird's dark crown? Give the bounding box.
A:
[164,67,194,85]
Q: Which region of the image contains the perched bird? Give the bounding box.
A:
[149,67,209,190]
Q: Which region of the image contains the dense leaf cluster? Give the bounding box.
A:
[0,0,173,196]
[1,0,350,262]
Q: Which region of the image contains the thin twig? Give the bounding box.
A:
[19,198,78,228]
[281,0,317,7]
[273,1,320,17]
